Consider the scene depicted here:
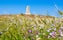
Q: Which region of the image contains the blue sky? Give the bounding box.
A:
[0,0,63,17]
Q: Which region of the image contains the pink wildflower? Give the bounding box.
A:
[50,31,56,38]
[28,30,32,33]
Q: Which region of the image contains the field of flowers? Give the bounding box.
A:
[0,14,63,40]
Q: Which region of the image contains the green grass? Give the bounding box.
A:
[0,14,63,40]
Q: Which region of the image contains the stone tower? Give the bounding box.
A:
[25,6,31,15]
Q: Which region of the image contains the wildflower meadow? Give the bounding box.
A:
[0,14,63,40]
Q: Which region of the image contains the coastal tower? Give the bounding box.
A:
[25,6,31,15]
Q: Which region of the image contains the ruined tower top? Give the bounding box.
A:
[25,6,31,15]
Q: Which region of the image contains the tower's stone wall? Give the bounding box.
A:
[25,6,31,15]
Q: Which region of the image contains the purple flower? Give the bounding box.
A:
[58,29,63,36]
[28,30,32,33]
[50,31,56,38]
[59,29,62,34]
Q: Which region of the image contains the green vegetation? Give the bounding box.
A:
[0,14,63,40]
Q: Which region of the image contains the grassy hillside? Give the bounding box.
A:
[0,14,63,40]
